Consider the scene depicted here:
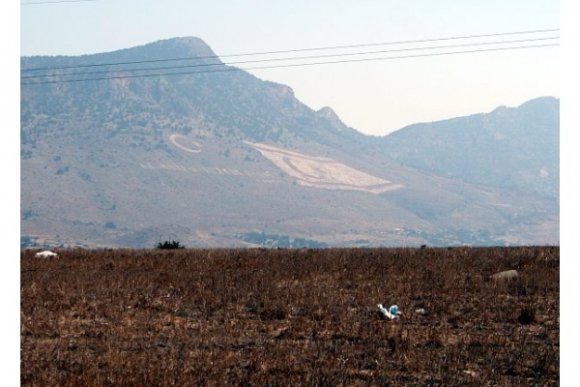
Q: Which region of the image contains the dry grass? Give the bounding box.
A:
[21,246,559,386]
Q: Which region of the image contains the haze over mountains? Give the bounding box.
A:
[20,37,559,248]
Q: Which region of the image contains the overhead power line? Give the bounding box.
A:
[20,36,559,80]
[20,43,559,86]
[21,0,98,5]
[21,28,559,73]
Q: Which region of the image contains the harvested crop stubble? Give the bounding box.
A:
[21,246,559,386]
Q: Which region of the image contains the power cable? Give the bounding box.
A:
[21,28,559,73]
[22,0,98,5]
[20,43,559,86]
[20,36,559,80]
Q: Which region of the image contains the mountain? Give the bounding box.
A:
[20,37,559,248]
[380,97,559,199]
[21,37,366,151]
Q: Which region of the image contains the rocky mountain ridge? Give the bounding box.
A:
[20,37,559,248]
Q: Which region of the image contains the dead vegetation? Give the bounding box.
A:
[21,246,559,386]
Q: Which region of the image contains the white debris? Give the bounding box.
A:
[378,304,390,318]
[491,269,518,281]
[415,308,427,315]
[35,250,59,259]
[378,304,402,320]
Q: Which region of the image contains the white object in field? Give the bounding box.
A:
[35,250,59,259]
[378,304,401,320]
[415,308,427,315]
[491,269,518,281]
[389,304,402,316]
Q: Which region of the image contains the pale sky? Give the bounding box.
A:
[19,0,559,135]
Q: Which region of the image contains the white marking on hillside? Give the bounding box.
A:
[245,141,403,194]
[138,163,258,177]
[491,203,513,208]
[169,134,202,153]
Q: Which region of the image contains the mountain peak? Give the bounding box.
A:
[491,96,559,114]
[317,106,345,128]
[133,36,219,61]
[517,96,559,111]
[20,36,221,69]
[149,37,213,53]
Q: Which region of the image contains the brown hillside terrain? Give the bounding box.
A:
[21,38,559,248]
[21,247,559,385]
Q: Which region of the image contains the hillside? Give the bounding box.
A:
[20,37,559,248]
[381,97,559,199]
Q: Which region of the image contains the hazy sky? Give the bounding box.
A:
[21,0,559,135]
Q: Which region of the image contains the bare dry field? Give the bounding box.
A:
[21,246,559,386]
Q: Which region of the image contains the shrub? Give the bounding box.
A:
[156,240,184,249]
[517,307,536,325]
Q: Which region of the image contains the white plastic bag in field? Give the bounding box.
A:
[35,250,59,259]
[378,304,402,320]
